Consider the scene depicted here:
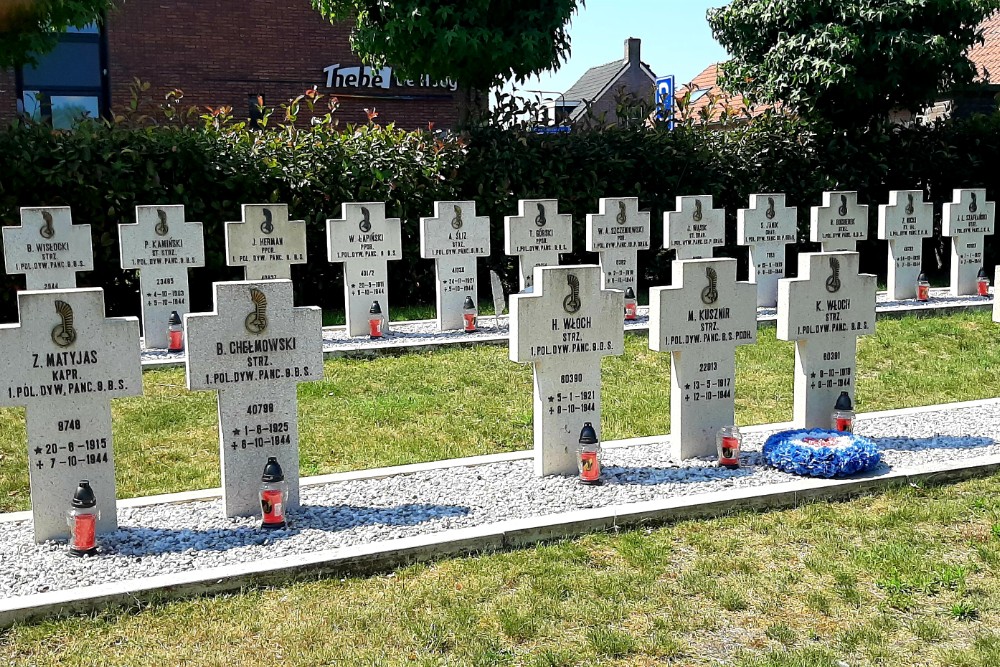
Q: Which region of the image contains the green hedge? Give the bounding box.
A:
[1,106,999,323]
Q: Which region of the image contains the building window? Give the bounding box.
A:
[18,22,107,128]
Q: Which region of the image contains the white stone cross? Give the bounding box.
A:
[943,188,995,296]
[649,258,756,460]
[736,194,797,307]
[877,190,933,300]
[2,207,94,290]
[509,265,623,476]
[777,252,876,428]
[994,267,1000,322]
[419,201,491,331]
[664,195,725,261]
[0,288,141,542]
[810,191,869,252]
[185,280,322,518]
[326,202,402,336]
[504,199,573,291]
[118,205,206,349]
[585,197,651,293]
[225,204,307,280]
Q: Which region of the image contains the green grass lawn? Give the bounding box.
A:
[2,310,1000,665]
[4,476,1000,666]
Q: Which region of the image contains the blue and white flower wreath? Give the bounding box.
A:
[762,429,881,478]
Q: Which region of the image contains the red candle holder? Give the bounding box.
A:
[67,480,100,557]
[462,295,478,333]
[717,426,742,468]
[368,300,384,338]
[168,311,184,351]
[576,422,602,485]
[260,457,289,530]
[916,274,929,302]
[832,391,855,433]
[623,287,637,321]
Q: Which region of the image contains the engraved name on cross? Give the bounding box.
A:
[185,280,322,517]
[510,265,623,476]
[226,204,308,280]
[504,199,573,291]
[810,191,869,252]
[664,195,725,261]
[419,201,491,331]
[326,202,402,336]
[3,207,94,290]
[0,288,141,542]
[777,252,876,428]
[118,205,206,349]
[877,190,933,300]
[649,258,756,459]
[943,188,995,296]
[736,193,797,307]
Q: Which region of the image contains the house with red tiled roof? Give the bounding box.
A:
[670,63,778,126]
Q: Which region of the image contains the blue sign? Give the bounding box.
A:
[532,125,571,135]
[655,75,675,127]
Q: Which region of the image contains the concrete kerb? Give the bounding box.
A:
[3,449,999,628]
[137,297,993,371]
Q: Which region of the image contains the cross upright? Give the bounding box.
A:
[2,206,94,290]
[649,258,756,460]
[585,197,651,293]
[225,204,307,280]
[943,188,995,296]
[509,265,623,476]
[778,252,876,428]
[810,191,869,252]
[326,202,402,336]
[119,205,206,349]
[504,199,573,291]
[185,280,322,518]
[877,190,933,300]
[0,288,141,542]
[419,200,491,331]
[736,193,797,307]
[664,195,725,261]
[994,267,1000,322]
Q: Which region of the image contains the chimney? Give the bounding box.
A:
[624,37,640,65]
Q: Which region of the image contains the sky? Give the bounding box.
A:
[506,0,729,100]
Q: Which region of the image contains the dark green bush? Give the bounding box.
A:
[1,98,998,323]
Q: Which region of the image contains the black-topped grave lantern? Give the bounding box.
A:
[832,391,855,433]
[67,480,99,557]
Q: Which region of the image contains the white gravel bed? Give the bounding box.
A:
[138,288,991,364]
[2,401,999,600]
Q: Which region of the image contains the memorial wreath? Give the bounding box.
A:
[762,429,881,478]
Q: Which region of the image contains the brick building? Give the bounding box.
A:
[0,1,461,129]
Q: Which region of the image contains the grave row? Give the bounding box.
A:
[2,242,915,545]
[1,189,994,348]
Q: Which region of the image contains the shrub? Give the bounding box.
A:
[1,89,998,323]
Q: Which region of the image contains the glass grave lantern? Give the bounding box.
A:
[67,480,99,557]
[832,391,856,433]
[260,457,289,530]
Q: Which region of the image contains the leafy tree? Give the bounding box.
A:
[311,0,582,122]
[0,0,114,68]
[707,0,1000,128]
